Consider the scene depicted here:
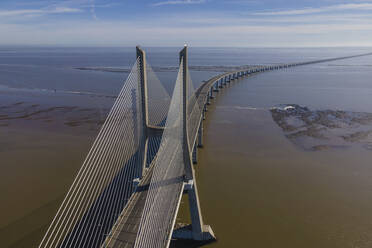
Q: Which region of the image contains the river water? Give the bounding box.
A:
[177,55,372,248]
[1,47,372,247]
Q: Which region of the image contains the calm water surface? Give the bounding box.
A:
[1,47,372,247]
[181,59,372,248]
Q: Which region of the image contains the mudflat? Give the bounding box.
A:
[0,99,108,247]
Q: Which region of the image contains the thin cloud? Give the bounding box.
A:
[152,0,205,7]
[0,7,82,17]
[1,20,372,47]
[255,3,372,15]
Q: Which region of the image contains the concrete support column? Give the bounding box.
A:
[192,144,197,164]
[214,81,219,92]
[209,87,214,99]
[198,120,203,147]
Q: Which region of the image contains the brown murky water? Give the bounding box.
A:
[0,113,100,247]
[176,76,372,248]
[2,59,372,247]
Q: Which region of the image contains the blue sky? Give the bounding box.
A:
[0,0,372,47]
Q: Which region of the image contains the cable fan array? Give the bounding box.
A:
[147,63,171,127]
[39,57,173,248]
[186,70,203,148]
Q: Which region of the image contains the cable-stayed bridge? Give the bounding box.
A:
[39,47,372,248]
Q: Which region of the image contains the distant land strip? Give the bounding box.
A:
[74,65,258,73]
[75,52,372,74]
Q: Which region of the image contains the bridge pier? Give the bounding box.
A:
[214,81,219,92]
[192,144,197,164]
[219,78,223,88]
[198,119,203,147]
[209,87,214,99]
[207,92,211,105]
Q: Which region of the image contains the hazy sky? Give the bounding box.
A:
[1,0,372,47]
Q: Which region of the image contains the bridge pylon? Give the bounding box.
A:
[136,46,165,180]
[136,46,149,180]
[172,45,216,242]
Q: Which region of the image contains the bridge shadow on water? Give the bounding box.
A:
[58,136,161,248]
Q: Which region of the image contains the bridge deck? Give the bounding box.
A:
[102,165,154,248]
